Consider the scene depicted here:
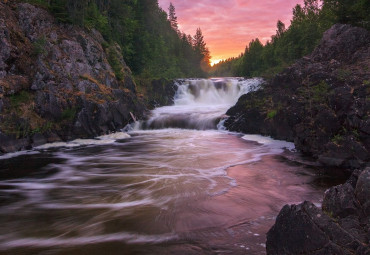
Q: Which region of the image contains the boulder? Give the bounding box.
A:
[267,168,370,254]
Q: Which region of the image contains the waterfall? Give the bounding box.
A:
[139,78,262,130]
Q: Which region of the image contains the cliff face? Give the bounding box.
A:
[225,24,370,170]
[223,24,370,254]
[0,2,146,153]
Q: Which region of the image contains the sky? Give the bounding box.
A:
[158,0,304,65]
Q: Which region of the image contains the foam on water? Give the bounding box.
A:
[0,232,178,249]
[141,78,263,130]
[242,134,295,153]
[0,78,328,254]
[0,150,40,160]
[34,132,131,150]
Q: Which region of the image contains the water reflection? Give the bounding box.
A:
[0,129,333,254]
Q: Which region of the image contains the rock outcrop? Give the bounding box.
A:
[266,168,370,255]
[225,24,370,169]
[223,23,370,254]
[0,2,147,153]
[136,78,177,109]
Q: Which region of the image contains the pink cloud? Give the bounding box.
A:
[158,0,304,62]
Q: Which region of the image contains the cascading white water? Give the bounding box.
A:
[142,78,262,130]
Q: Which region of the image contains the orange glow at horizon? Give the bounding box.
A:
[158,0,304,63]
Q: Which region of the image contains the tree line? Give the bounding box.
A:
[210,0,370,78]
[22,0,211,79]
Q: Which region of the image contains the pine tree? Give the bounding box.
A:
[168,2,178,32]
[193,28,210,71]
[276,20,286,38]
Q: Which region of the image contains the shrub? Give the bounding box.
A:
[267,110,277,119]
[32,37,47,56]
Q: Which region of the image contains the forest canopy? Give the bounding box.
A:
[210,0,370,78]
[22,0,211,79]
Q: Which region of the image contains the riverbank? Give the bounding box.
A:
[224,24,370,254]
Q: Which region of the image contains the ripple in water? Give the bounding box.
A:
[0,78,333,254]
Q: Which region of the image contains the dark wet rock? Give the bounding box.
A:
[311,24,370,63]
[355,168,370,216]
[0,2,147,153]
[0,133,29,152]
[136,78,177,109]
[267,168,370,254]
[225,24,370,169]
[322,182,358,218]
[31,133,47,147]
[266,201,362,255]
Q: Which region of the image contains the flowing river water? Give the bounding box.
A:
[0,78,342,254]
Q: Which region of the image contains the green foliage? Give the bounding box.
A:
[107,49,124,81]
[312,81,329,102]
[20,0,208,79]
[10,91,32,108]
[84,3,109,35]
[336,68,352,81]
[32,37,47,57]
[267,110,278,119]
[211,0,369,77]
[61,108,76,121]
[323,0,370,29]
[24,0,49,8]
[331,134,344,144]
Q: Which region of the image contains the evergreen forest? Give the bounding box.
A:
[23,0,211,79]
[210,0,370,77]
[21,0,369,79]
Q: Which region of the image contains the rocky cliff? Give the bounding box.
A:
[0,2,147,153]
[225,24,370,170]
[224,24,370,254]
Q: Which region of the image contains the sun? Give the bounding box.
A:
[210,59,222,66]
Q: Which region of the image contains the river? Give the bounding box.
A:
[0,78,340,254]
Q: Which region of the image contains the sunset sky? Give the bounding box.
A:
[158,0,304,65]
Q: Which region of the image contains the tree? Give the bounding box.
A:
[168,2,178,32]
[276,20,286,39]
[193,28,211,72]
[323,0,370,29]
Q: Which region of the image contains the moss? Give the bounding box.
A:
[267,110,277,119]
[312,81,329,103]
[336,68,352,81]
[331,134,344,145]
[108,51,124,81]
[10,91,32,108]
[61,108,76,121]
[32,36,47,57]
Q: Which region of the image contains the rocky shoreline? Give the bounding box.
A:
[0,2,177,154]
[225,24,370,254]
[0,2,369,254]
